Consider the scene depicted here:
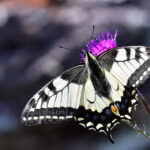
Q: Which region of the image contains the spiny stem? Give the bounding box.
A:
[127,121,150,141]
[126,90,150,141]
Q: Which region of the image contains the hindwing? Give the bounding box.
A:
[75,67,137,143]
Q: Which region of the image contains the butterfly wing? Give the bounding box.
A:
[98,46,150,87]
[21,65,87,126]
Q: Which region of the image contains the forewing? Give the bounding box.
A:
[21,65,86,126]
[98,46,150,87]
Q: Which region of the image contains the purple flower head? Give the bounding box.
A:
[81,29,118,60]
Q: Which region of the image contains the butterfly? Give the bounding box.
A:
[21,46,150,143]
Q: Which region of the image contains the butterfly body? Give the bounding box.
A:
[21,46,150,143]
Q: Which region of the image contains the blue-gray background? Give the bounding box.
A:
[0,0,150,149]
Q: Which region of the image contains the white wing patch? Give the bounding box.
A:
[68,83,82,108]
[44,87,53,97]
[36,98,42,109]
[54,92,61,108]
[130,48,136,59]
[104,69,125,102]
[53,77,68,91]
[84,78,96,103]
[61,87,68,107]
[115,48,127,61]
[111,62,127,85]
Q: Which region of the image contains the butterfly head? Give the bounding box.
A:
[85,51,99,71]
[85,51,96,63]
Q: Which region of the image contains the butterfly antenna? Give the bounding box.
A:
[59,45,74,51]
[90,25,95,40]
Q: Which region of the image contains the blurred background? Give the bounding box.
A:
[0,0,150,149]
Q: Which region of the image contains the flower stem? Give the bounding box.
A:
[126,121,150,141]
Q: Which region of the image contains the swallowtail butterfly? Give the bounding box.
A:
[21,46,150,143]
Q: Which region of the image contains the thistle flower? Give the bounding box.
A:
[81,29,118,60]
